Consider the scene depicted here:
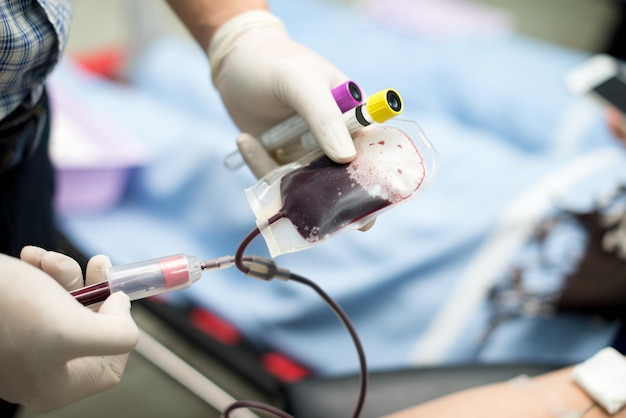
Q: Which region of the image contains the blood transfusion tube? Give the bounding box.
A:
[223,80,364,170]
[71,254,233,307]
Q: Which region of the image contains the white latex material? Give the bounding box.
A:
[0,247,138,411]
[208,10,356,163]
[572,347,626,414]
[245,119,439,257]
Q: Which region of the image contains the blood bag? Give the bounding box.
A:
[245,119,439,257]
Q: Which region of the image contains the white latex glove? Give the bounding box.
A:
[209,10,356,164]
[0,247,138,411]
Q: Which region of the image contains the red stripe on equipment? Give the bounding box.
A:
[189,308,241,345]
[261,352,311,383]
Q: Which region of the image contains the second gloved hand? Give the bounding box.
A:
[209,10,356,164]
[0,247,138,411]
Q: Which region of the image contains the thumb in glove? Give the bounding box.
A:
[0,252,138,410]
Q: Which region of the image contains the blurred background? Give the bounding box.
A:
[66,0,625,58]
[15,0,626,417]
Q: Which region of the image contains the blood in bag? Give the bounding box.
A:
[277,126,425,241]
[245,120,439,257]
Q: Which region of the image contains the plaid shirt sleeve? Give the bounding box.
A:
[0,0,72,120]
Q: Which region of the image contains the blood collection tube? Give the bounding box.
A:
[223,80,363,170]
[71,254,233,307]
[273,88,403,164]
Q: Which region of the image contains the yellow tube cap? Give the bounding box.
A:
[365,88,403,123]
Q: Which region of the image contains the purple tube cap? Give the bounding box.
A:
[332,81,363,113]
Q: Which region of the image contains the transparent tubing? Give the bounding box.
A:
[273,88,403,164]
[223,81,363,170]
[260,81,362,150]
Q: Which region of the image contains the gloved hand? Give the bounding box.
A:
[209,10,356,164]
[0,247,138,411]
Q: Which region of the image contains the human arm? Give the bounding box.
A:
[165,0,357,164]
[0,247,138,411]
[165,0,268,46]
[608,106,626,142]
[384,365,626,418]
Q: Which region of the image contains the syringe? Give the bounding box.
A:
[223,80,363,170]
[70,254,234,307]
